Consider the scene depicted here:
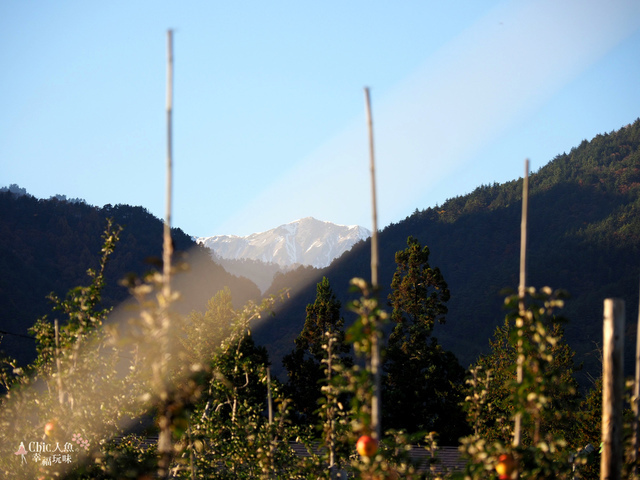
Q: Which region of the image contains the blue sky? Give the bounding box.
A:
[2,1,640,238]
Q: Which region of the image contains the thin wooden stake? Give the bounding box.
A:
[513,159,529,447]
[267,367,273,425]
[327,336,336,479]
[188,423,197,480]
[634,280,640,479]
[601,298,625,480]
[364,86,381,440]
[55,319,64,406]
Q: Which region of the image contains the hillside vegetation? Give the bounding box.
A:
[2,119,639,478]
[258,119,640,385]
[2,119,640,385]
[0,194,260,366]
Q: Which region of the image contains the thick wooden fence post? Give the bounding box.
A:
[601,298,625,480]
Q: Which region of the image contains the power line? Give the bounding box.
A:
[0,330,35,340]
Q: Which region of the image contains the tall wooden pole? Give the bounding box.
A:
[513,159,529,447]
[163,29,174,295]
[364,90,378,289]
[519,159,529,308]
[158,29,174,479]
[601,298,625,480]
[364,87,380,440]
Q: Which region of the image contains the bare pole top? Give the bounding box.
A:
[364,87,378,289]
[519,158,529,299]
[163,29,174,291]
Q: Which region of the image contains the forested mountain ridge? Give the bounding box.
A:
[256,119,640,384]
[401,120,640,378]
[0,193,260,366]
[3,119,639,386]
[422,119,640,230]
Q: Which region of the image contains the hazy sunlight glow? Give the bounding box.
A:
[216,0,640,236]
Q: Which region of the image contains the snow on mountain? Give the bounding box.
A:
[197,217,371,269]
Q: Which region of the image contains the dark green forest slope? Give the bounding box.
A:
[258,119,640,385]
[0,193,260,366]
[3,119,640,387]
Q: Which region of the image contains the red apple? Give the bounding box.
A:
[496,453,515,479]
[356,435,378,457]
[44,419,57,438]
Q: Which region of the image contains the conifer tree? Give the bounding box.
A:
[383,236,468,443]
[283,277,351,423]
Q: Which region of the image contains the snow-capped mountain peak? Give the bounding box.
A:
[197,217,371,269]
